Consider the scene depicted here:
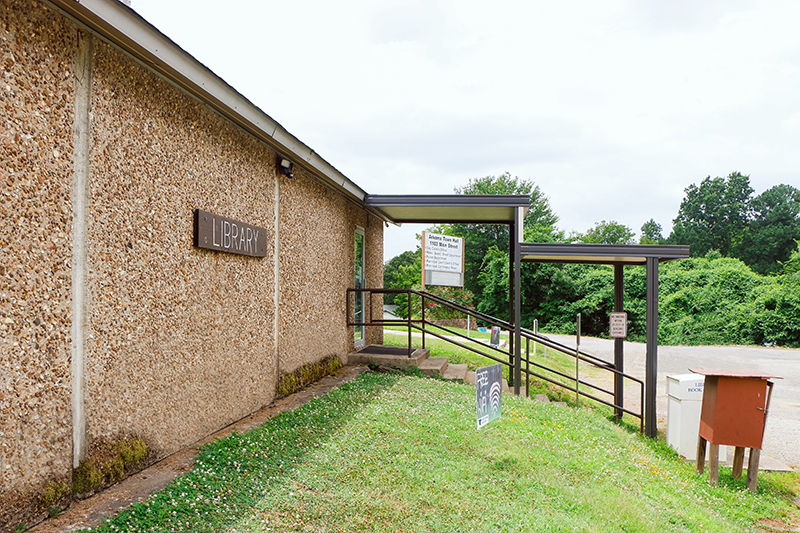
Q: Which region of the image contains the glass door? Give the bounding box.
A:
[354,227,365,348]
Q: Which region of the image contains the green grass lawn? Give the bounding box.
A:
[82,372,798,533]
[382,328,620,417]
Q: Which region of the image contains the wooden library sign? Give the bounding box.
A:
[193,209,267,257]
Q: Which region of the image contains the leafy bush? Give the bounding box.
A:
[477,250,800,347]
[409,284,475,320]
[733,273,800,346]
[658,257,767,345]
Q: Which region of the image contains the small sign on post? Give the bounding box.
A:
[476,364,502,430]
[609,312,628,338]
[489,326,502,348]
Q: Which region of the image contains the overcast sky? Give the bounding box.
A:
[132,0,800,260]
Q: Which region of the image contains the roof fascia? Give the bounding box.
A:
[519,243,691,264]
[46,0,367,203]
[365,194,531,225]
[366,194,531,208]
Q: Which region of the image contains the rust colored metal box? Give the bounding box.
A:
[689,368,780,449]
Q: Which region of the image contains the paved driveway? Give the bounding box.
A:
[545,334,800,470]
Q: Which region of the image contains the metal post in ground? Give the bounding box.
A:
[525,335,530,398]
[614,264,624,422]
[512,208,522,396]
[407,290,412,358]
[421,292,426,349]
[645,257,659,438]
[576,313,581,407]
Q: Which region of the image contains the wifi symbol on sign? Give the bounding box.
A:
[490,382,502,417]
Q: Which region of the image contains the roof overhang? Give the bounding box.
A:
[46,0,367,202]
[519,243,690,265]
[689,368,782,380]
[365,195,530,225]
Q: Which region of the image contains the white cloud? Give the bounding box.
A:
[131,0,800,260]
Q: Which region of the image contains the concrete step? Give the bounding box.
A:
[442,363,468,381]
[347,346,430,370]
[419,356,449,377]
[465,370,510,392]
[347,346,511,390]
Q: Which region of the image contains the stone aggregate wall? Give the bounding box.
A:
[0,0,77,525]
[1,0,384,529]
[277,172,383,374]
[83,40,279,459]
[278,170,348,373]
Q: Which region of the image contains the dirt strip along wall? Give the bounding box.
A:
[1,0,383,529]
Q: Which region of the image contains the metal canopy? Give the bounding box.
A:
[365,194,530,224]
[515,241,689,438]
[520,243,690,265]
[367,193,527,408]
[363,193,693,439]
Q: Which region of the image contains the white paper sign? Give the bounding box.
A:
[424,232,463,272]
[609,312,628,338]
[423,232,464,287]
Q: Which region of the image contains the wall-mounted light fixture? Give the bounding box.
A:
[277,156,294,178]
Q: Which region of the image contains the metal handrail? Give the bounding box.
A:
[416,290,614,368]
[347,287,645,432]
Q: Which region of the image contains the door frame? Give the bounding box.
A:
[354,226,366,348]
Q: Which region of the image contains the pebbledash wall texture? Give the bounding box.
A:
[0,0,383,529]
[1,1,78,527]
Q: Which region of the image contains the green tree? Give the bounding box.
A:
[580,220,635,245]
[383,249,420,303]
[668,172,754,256]
[732,184,800,275]
[409,285,475,320]
[439,173,560,306]
[782,240,800,275]
[391,259,422,318]
[477,246,587,334]
[640,219,664,244]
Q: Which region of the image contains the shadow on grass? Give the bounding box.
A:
[81,371,409,532]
